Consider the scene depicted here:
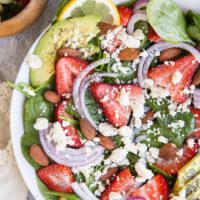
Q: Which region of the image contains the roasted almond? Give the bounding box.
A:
[100,167,119,181]
[58,48,82,58]
[80,118,96,140]
[159,48,182,62]
[97,134,115,150]
[97,22,115,35]
[159,143,177,160]
[192,68,200,86]
[29,144,49,166]
[142,111,155,124]
[44,90,61,104]
[118,48,140,61]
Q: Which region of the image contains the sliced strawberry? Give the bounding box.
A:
[154,144,198,175]
[90,83,142,127]
[148,55,199,103]
[37,163,74,193]
[100,168,135,200]
[130,174,169,200]
[55,101,83,148]
[189,129,200,140]
[118,6,133,26]
[190,107,200,128]
[148,26,162,43]
[56,56,88,97]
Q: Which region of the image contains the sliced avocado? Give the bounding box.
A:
[187,189,200,200]
[173,153,200,194]
[30,15,100,87]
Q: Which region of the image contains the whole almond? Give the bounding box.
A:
[58,48,82,58]
[142,111,155,124]
[29,144,49,166]
[159,143,177,160]
[159,48,182,62]
[100,167,119,181]
[80,118,96,140]
[44,91,61,104]
[118,48,140,61]
[97,22,115,35]
[192,68,200,86]
[97,134,115,150]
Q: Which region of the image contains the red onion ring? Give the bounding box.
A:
[71,182,89,200]
[193,88,200,109]
[138,42,200,87]
[126,197,146,200]
[79,183,99,200]
[39,126,104,167]
[133,0,149,11]
[127,10,148,35]
[73,58,111,118]
[80,73,119,130]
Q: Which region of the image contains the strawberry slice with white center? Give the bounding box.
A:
[56,56,88,97]
[55,101,83,148]
[148,55,199,103]
[190,107,200,128]
[154,144,198,175]
[90,82,143,127]
[37,163,74,193]
[130,174,169,200]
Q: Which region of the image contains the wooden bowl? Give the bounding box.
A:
[0,0,48,38]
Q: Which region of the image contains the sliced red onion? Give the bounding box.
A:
[138,42,200,87]
[194,88,200,109]
[73,58,110,118]
[133,0,149,11]
[127,10,148,35]
[80,73,119,130]
[79,183,99,200]
[126,197,146,200]
[39,126,104,167]
[71,182,90,200]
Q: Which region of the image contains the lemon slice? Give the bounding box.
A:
[57,0,120,25]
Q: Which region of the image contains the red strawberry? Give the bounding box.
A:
[100,168,135,200]
[118,6,133,26]
[190,129,200,140]
[190,107,200,128]
[90,83,142,127]
[148,26,162,43]
[148,55,199,103]
[56,56,88,97]
[130,174,169,200]
[55,101,83,148]
[154,144,198,175]
[37,163,74,193]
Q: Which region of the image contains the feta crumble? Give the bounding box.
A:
[98,122,119,137]
[109,147,128,164]
[172,71,182,85]
[117,88,130,107]
[109,192,122,200]
[33,118,49,130]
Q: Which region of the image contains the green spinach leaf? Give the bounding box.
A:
[46,191,80,200]
[147,0,193,44]
[66,99,81,119]
[127,153,139,175]
[187,26,200,41]
[21,133,41,169]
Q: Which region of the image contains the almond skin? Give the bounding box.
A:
[58,48,82,58]
[97,22,115,35]
[159,143,177,160]
[80,118,96,140]
[29,144,49,166]
[159,48,182,62]
[118,48,140,61]
[192,68,200,86]
[97,134,115,150]
[44,91,61,104]
[100,167,119,181]
[142,111,155,124]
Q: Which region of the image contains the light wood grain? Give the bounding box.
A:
[0,0,48,38]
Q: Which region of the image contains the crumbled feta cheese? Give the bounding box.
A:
[93,137,100,143]
[27,54,42,69]
[172,71,182,85]
[119,126,132,137]
[22,86,36,97]
[158,136,169,144]
[109,147,128,164]
[98,122,119,137]
[136,143,148,157]
[187,138,195,148]
[150,85,169,98]
[109,192,122,200]
[62,120,70,128]
[149,147,159,159]
[176,149,183,157]
[117,88,130,106]
[144,79,154,88]
[33,118,49,130]
[132,29,145,40]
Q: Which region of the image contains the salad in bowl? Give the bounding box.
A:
[9,0,200,199]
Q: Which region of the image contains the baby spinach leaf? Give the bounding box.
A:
[127,153,139,175]
[147,0,193,44]
[66,99,81,119]
[146,97,169,113]
[46,191,80,200]
[187,26,200,41]
[24,94,54,134]
[74,173,86,183]
[21,133,41,169]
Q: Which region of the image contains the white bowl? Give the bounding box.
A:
[10,1,200,200]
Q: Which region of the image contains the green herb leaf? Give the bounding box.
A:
[147,0,193,44]
[46,191,80,200]
[127,153,139,175]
